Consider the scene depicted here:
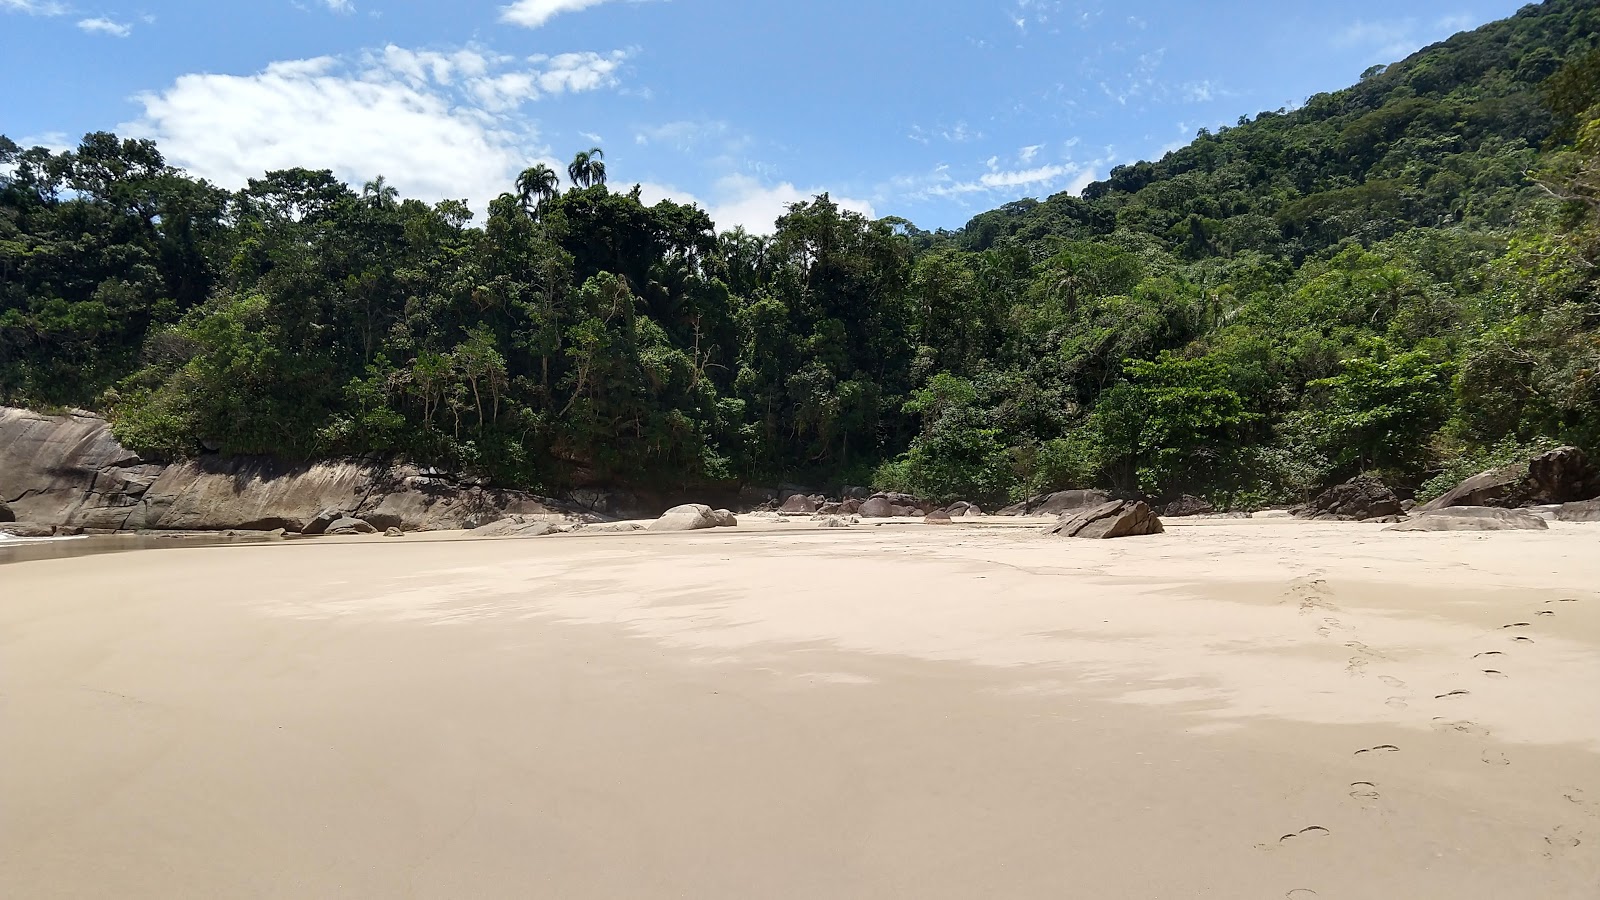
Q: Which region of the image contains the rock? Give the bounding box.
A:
[1001,489,1114,517]
[1421,446,1600,512]
[1386,507,1549,532]
[841,486,871,501]
[0,522,56,538]
[710,509,739,528]
[0,500,13,523]
[859,497,895,518]
[1556,499,1600,522]
[648,504,725,532]
[778,494,818,515]
[839,498,863,515]
[468,516,558,538]
[815,516,854,528]
[924,509,953,525]
[1164,495,1215,518]
[1295,476,1405,522]
[572,522,647,534]
[945,501,985,518]
[1047,500,1164,539]
[323,517,378,536]
[817,502,842,515]
[301,507,348,536]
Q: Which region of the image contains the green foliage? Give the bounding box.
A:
[4,1,1599,503]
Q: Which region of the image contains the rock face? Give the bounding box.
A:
[1421,446,1600,512]
[998,489,1113,517]
[0,500,13,523]
[1047,500,1164,539]
[648,504,738,533]
[0,406,579,534]
[1556,499,1600,522]
[1386,507,1549,532]
[1164,495,1215,517]
[1296,477,1405,522]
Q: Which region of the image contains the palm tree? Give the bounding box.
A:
[515,164,560,216]
[362,176,399,210]
[567,147,606,188]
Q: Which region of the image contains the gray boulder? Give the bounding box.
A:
[384,527,405,538]
[323,517,378,536]
[648,504,738,532]
[814,515,855,528]
[778,494,819,515]
[1001,489,1114,517]
[859,497,895,518]
[1386,507,1549,532]
[0,522,56,538]
[301,507,349,536]
[1047,500,1164,539]
[710,509,739,528]
[1164,495,1215,518]
[946,501,985,518]
[0,500,13,523]
[924,509,954,525]
[1296,476,1405,522]
[1421,446,1600,512]
[1556,499,1600,522]
[469,516,559,538]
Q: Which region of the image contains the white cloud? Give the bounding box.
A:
[322,0,355,12]
[1,0,68,14]
[1334,15,1479,62]
[1018,143,1044,163]
[639,173,875,235]
[77,16,132,37]
[123,44,628,213]
[500,0,614,28]
[978,163,1068,189]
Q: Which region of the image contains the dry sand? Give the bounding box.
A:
[2,516,1598,898]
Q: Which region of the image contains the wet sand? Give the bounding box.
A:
[2,517,1597,898]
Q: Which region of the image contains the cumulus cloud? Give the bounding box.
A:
[77,16,131,36]
[123,45,628,212]
[500,0,614,28]
[638,173,875,235]
[322,0,355,11]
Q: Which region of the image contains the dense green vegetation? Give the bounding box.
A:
[3,0,1598,507]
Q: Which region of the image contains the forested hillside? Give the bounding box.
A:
[3,0,1598,507]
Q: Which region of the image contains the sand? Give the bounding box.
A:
[2,516,1597,898]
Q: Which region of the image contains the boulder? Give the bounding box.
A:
[815,516,855,528]
[1556,499,1600,523]
[1296,476,1405,522]
[945,501,985,518]
[648,504,738,532]
[859,497,895,518]
[384,527,404,538]
[1047,500,1164,539]
[924,509,954,525]
[1421,446,1600,512]
[301,507,348,536]
[1164,495,1216,518]
[573,522,647,534]
[778,494,819,515]
[469,516,559,538]
[1386,507,1549,532]
[839,498,863,515]
[1001,489,1114,517]
[323,517,378,536]
[0,500,13,523]
[0,522,56,538]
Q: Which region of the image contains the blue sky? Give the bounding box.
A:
[2,0,1528,232]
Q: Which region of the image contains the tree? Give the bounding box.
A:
[515,164,560,217]
[567,147,607,189]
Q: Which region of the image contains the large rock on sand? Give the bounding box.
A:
[778,494,819,515]
[1421,446,1600,512]
[1386,507,1549,532]
[1164,495,1215,518]
[924,509,954,525]
[1556,499,1600,522]
[998,489,1113,517]
[469,516,559,538]
[648,504,738,532]
[1296,476,1405,522]
[859,497,895,518]
[323,517,378,536]
[1047,500,1164,539]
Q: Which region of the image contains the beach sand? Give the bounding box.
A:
[2,517,1597,898]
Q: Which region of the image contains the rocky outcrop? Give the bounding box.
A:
[1164,495,1215,518]
[778,494,821,515]
[324,517,378,536]
[1386,507,1549,532]
[1421,447,1600,512]
[945,501,984,518]
[998,489,1113,517]
[1,406,581,534]
[1047,500,1164,539]
[1295,476,1406,522]
[648,504,738,533]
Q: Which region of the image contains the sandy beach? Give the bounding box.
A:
[3,517,1597,898]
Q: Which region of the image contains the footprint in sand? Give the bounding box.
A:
[1355,744,1401,756]
[1285,891,1319,900]
[1473,651,1505,659]
[1278,826,1332,843]
[1385,697,1409,709]
[1482,669,1507,679]
[1435,690,1472,699]
[1349,781,1380,800]
[1346,657,1370,675]
[1502,622,1532,630]
[1536,610,1556,617]
[1512,636,1536,644]
[1378,675,1407,689]
[1482,750,1511,766]
[1544,826,1582,857]
[1433,718,1491,737]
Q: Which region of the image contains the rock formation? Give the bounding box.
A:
[1295,476,1406,522]
[1047,500,1164,539]
[1386,507,1549,532]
